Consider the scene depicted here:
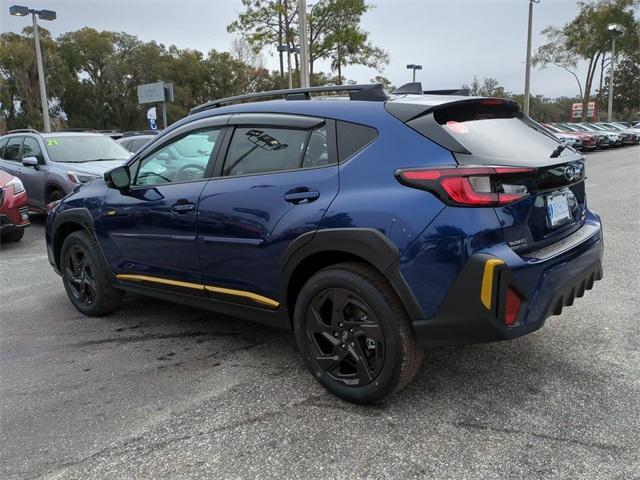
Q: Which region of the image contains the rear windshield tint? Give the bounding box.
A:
[433,101,578,163]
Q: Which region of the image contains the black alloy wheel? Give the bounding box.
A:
[59,231,124,315]
[306,288,385,386]
[63,244,97,307]
[294,262,422,404]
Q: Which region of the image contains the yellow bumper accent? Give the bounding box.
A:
[480,258,505,310]
[115,274,279,309]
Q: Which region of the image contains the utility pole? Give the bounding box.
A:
[10,5,56,132]
[31,13,50,132]
[607,24,625,122]
[523,0,540,117]
[298,0,310,88]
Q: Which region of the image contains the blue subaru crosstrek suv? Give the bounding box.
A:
[46,83,603,403]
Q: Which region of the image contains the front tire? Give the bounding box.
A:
[49,189,65,203]
[294,262,422,404]
[60,231,124,316]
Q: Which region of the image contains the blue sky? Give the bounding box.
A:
[1,0,588,98]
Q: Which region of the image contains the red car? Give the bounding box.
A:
[543,123,597,151]
[0,170,30,242]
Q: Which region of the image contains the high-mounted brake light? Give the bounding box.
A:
[397,166,535,207]
[482,99,506,105]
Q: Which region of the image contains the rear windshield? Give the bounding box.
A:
[433,101,578,163]
[44,135,131,163]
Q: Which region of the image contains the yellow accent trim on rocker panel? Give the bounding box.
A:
[204,285,280,308]
[115,274,280,309]
[480,259,505,310]
[116,274,204,291]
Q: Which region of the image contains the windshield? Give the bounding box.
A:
[44,135,131,163]
[544,124,564,133]
[568,124,589,132]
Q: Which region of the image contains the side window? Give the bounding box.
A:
[131,138,149,152]
[0,137,8,158]
[119,140,132,152]
[223,124,330,177]
[336,121,378,161]
[21,137,44,163]
[4,137,24,162]
[134,128,220,186]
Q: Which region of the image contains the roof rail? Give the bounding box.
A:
[392,82,470,96]
[59,128,98,133]
[190,83,388,115]
[1,128,40,136]
[121,130,160,137]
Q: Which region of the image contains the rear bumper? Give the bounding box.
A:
[413,220,603,347]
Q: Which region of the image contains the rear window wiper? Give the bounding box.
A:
[550,143,567,158]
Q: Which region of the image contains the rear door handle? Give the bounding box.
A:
[284,189,320,204]
[171,202,196,213]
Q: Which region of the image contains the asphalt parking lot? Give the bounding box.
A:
[1,146,639,480]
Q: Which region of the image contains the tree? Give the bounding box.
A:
[534,0,639,121]
[0,27,64,129]
[227,0,298,85]
[463,76,507,97]
[370,75,395,91]
[532,27,584,98]
[601,50,640,119]
[229,0,388,85]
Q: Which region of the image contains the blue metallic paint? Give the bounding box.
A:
[46,97,604,346]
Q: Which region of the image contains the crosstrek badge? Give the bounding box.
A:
[445,121,469,134]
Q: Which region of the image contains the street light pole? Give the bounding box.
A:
[607,36,617,122]
[523,0,540,117]
[406,64,422,83]
[607,24,625,122]
[298,0,310,88]
[9,5,56,132]
[31,11,50,132]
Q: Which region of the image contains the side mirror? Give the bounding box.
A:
[22,156,39,169]
[105,166,131,190]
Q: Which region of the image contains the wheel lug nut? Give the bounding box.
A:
[340,344,345,349]
[333,332,339,338]
[350,341,355,347]
[349,328,354,333]
[339,323,344,328]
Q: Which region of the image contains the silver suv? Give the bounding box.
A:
[0,130,131,210]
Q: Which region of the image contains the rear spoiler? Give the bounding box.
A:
[386,96,520,123]
[392,82,470,96]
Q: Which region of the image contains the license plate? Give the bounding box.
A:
[546,192,572,227]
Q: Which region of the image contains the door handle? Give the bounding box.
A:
[171,202,195,213]
[284,189,320,204]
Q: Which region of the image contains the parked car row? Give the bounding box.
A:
[543,121,640,151]
[0,129,131,212]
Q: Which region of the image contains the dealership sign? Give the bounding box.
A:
[137,82,174,105]
[571,102,597,121]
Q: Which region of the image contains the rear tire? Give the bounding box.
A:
[2,228,25,242]
[294,262,422,404]
[60,231,124,316]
